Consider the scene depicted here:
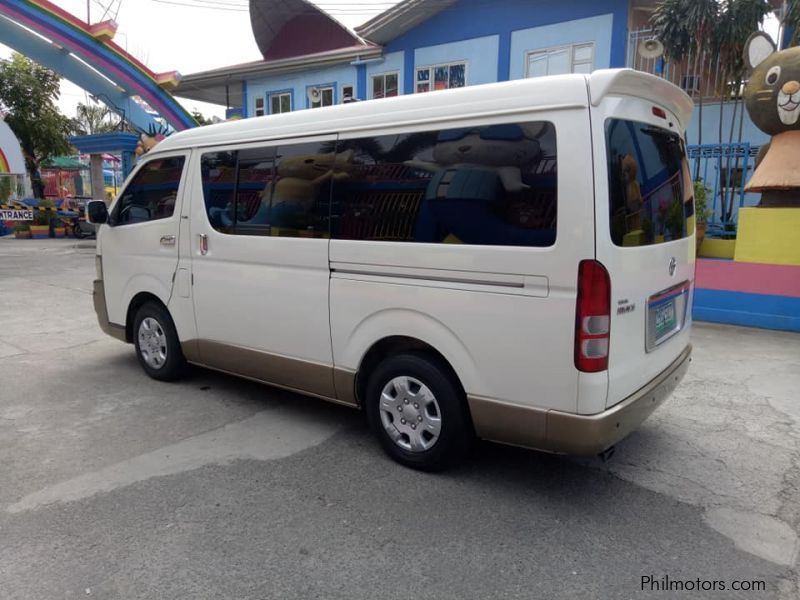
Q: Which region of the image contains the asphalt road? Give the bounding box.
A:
[1,238,798,599]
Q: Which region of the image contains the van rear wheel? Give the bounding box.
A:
[365,353,471,471]
[133,302,186,381]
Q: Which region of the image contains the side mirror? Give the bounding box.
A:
[86,200,109,224]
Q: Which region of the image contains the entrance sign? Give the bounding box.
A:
[0,209,33,221]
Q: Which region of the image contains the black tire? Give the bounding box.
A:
[132,301,186,381]
[365,352,472,471]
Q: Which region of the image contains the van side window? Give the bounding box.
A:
[201,151,238,234]
[200,142,338,237]
[111,156,185,226]
[266,141,339,238]
[331,122,557,246]
[232,146,277,236]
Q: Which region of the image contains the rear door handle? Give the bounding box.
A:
[198,233,208,255]
[160,235,176,246]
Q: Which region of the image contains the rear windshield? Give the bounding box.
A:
[606,119,693,247]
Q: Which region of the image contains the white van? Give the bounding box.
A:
[89,69,694,470]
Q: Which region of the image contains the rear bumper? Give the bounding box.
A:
[468,344,692,455]
[93,279,126,342]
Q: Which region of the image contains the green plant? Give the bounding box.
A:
[693,179,713,223]
[33,198,55,226]
[13,222,30,232]
[0,176,11,202]
[667,199,685,239]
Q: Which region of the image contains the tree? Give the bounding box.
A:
[72,102,123,136]
[190,109,213,126]
[781,0,800,46]
[713,0,772,220]
[652,0,719,175]
[0,54,72,198]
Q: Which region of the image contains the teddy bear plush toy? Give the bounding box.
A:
[405,123,545,244]
[621,154,644,231]
[263,150,354,228]
[742,32,800,207]
[405,123,543,195]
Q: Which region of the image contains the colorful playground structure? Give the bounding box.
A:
[0,0,196,133]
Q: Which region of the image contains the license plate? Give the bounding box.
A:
[654,301,676,339]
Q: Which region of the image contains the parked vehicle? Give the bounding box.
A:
[87,69,695,470]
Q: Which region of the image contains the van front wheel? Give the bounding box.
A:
[133,302,186,381]
[365,353,471,471]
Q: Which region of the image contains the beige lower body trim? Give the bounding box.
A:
[181,340,359,408]
[333,368,358,407]
[468,345,693,455]
[93,279,126,342]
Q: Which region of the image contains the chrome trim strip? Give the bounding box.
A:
[331,267,525,289]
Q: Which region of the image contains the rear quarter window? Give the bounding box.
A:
[606,119,694,247]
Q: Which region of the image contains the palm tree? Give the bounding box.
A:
[652,0,719,161]
[713,0,772,220]
[72,102,122,136]
[777,0,799,46]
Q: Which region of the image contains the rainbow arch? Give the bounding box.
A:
[0,148,11,173]
[0,0,196,131]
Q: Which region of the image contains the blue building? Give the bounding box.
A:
[178,0,629,114]
[176,0,771,150]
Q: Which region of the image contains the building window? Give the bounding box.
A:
[254,97,265,117]
[309,85,334,108]
[342,85,355,103]
[371,72,399,99]
[526,43,594,78]
[270,92,291,114]
[415,62,466,93]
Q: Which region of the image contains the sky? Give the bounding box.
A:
[0,0,397,121]
[0,0,784,124]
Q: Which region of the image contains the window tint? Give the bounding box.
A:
[111,156,184,226]
[233,147,277,236]
[331,121,557,246]
[201,142,340,238]
[606,119,693,247]
[201,151,238,234]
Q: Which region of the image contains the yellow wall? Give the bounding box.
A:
[735,208,800,265]
[700,238,736,259]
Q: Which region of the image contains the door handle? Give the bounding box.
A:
[160,235,176,246]
[199,233,208,256]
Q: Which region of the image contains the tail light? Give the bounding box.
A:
[575,260,611,373]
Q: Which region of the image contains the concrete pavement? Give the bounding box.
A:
[0,237,798,599]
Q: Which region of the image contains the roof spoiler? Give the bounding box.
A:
[588,69,694,131]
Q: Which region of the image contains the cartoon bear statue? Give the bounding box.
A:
[405,123,547,244]
[743,32,800,207]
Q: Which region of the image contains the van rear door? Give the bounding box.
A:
[589,72,695,408]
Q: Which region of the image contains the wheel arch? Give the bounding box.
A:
[341,309,482,408]
[124,291,169,343]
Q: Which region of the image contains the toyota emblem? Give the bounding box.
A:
[669,257,677,276]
